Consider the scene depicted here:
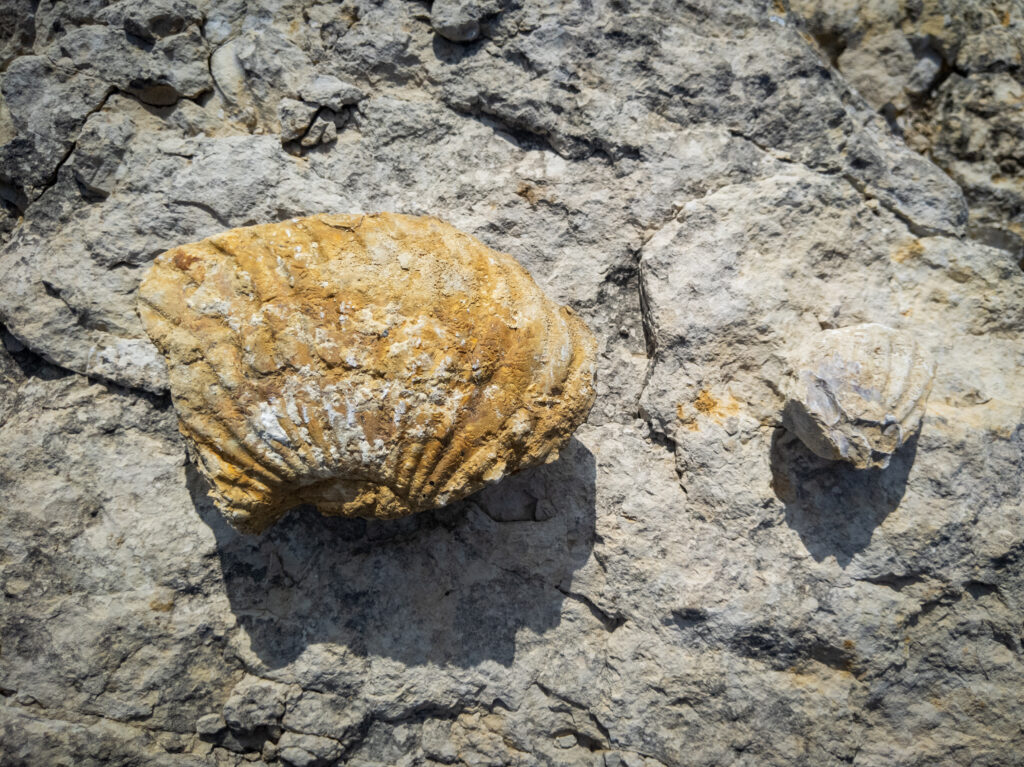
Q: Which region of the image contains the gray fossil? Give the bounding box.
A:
[783,323,936,469]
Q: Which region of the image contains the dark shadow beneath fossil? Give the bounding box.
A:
[189,438,597,670]
[770,427,918,568]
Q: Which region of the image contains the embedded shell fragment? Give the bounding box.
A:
[782,323,935,470]
[137,213,597,533]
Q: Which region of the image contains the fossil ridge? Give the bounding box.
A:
[783,323,936,469]
[138,212,597,532]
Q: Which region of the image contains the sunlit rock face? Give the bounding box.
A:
[2,0,1023,764]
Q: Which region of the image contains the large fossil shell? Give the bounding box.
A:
[138,213,597,532]
[782,323,935,469]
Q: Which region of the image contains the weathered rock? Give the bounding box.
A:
[276,732,343,767]
[783,324,935,469]
[0,55,113,201]
[837,29,917,112]
[277,97,319,143]
[0,331,25,426]
[210,28,314,131]
[68,107,136,199]
[2,0,1023,765]
[0,0,36,70]
[221,677,286,735]
[120,0,201,45]
[431,0,500,42]
[792,0,1024,263]
[299,111,338,147]
[138,213,597,532]
[194,713,226,737]
[298,74,363,111]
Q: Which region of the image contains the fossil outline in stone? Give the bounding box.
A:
[782,323,935,470]
[138,213,597,533]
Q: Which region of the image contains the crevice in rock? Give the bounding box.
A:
[555,727,605,752]
[804,28,847,69]
[555,585,625,632]
[806,642,858,675]
[1,323,74,382]
[668,606,710,631]
[990,627,1022,656]
[170,198,233,228]
[966,222,1024,267]
[0,179,29,219]
[904,592,954,630]
[636,259,656,361]
[446,105,558,154]
[634,280,676,454]
[20,85,116,206]
[2,703,185,742]
[726,128,808,168]
[962,580,1001,601]
[534,681,611,748]
[41,280,116,334]
[0,322,171,407]
[841,172,957,239]
[856,573,930,592]
[725,126,960,242]
[443,101,642,163]
[10,74,214,214]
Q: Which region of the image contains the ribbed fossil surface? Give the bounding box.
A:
[138,213,597,532]
[783,323,935,469]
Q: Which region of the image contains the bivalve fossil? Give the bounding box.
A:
[138,213,597,532]
[782,323,935,469]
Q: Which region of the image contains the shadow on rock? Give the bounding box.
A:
[770,427,917,567]
[189,438,597,670]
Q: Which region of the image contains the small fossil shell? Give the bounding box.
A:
[138,213,597,532]
[782,323,935,469]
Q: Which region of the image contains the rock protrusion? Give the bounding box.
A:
[783,323,935,469]
[138,213,597,532]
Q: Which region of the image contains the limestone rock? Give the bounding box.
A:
[837,30,917,112]
[221,678,286,734]
[2,1,1024,765]
[0,0,36,70]
[138,213,597,532]
[194,713,226,737]
[276,732,343,767]
[0,333,24,426]
[792,0,1024,263]
[430,0,499,42]
[299,112,338,147]
[277,98,318,143]
[298,74,363,111]
[783,324,936,469]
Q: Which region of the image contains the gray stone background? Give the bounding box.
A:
[0,0,1022,765]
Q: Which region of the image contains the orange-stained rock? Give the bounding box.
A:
[138,213,597,532]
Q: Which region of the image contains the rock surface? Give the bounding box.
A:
[1,1,1022,766]
[139,212,597,532]
[792,0,1024,264]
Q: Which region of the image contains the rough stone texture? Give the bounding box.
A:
[782,323,935,469]
[792,0,1024,264]
[431,0,501,42]
[1,1,1022,766]
[139,212,597,532]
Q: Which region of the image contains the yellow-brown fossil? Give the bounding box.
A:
[138,213,597,532]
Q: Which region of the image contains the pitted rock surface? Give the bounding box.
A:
[1,1,1023,766]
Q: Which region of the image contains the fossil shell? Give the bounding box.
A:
[782,323,935,469]
[138,213,597,532]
